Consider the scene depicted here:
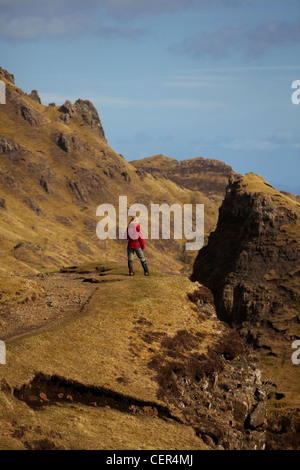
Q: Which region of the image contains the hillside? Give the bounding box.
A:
[0,67,228,278]
[0,67,297,451]
[0,263,266,450]
[191,173,300,449]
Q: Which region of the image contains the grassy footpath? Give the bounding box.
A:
[0,263,215,450]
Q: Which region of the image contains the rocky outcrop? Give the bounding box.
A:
[54,131,84,153]
[131,154,236,197]
[58,98,106,140]
[191,173,300,449]
[23,197,42,215]
[28,90,41,104]
[0,67,15,84]
[65,169,103,203]
[0,136,20,154]
[191,173,300,337]
[1,71,43,126]
[148,289,267,450]
[58,100,76,121]
[75,99,105,138]
[15,100,43,126]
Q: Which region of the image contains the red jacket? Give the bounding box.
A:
[127,222,145,250]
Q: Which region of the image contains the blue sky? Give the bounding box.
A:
[1,0,300,193]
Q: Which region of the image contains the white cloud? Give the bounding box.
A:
[169,21,300,60]
[189,130,300,153]
[92,95,228,109]
[218,131,300,151]
[39,91,227,110]
[0,0,244,41]
[101,0,239,18]
[161,73,242,88]
[222,138,279,151]
[0,1,148,41]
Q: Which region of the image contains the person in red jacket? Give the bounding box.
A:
[126,216,149,276]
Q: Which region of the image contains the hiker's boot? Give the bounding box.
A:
[141,260,150,276]
[128,260,134,276]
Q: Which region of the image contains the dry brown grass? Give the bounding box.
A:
[0,76,223,278]
[0,266,216,450]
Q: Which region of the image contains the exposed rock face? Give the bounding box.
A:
[65,170,102,203]
[131,154,236,197]
[0,136,20,154]
[15,100,43,126]
[58,100,76,119]
[28,90,41,104]
[23,197,42,215]
[54,131,84,153]
[0,67,15,84]
[58,98,106,140]
[148,287,267,450]
[191,173,300,336]
[1,71,43,126]
[75,99,105,136]
[0,198,6,209]
[191,173,300,449]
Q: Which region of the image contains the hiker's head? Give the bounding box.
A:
[130,216,139,225]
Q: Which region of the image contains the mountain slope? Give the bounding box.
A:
[0,68,227,277]
[0,263,266,450]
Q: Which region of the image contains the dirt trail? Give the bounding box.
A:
[0,266,126,342]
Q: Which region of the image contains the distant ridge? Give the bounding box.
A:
[0,67,234,276]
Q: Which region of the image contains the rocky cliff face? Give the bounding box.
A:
[131,154,236,197]
[191,173,300,449]
[0,67,15,84]
[58,98,106,139]
[191,173,300,336]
